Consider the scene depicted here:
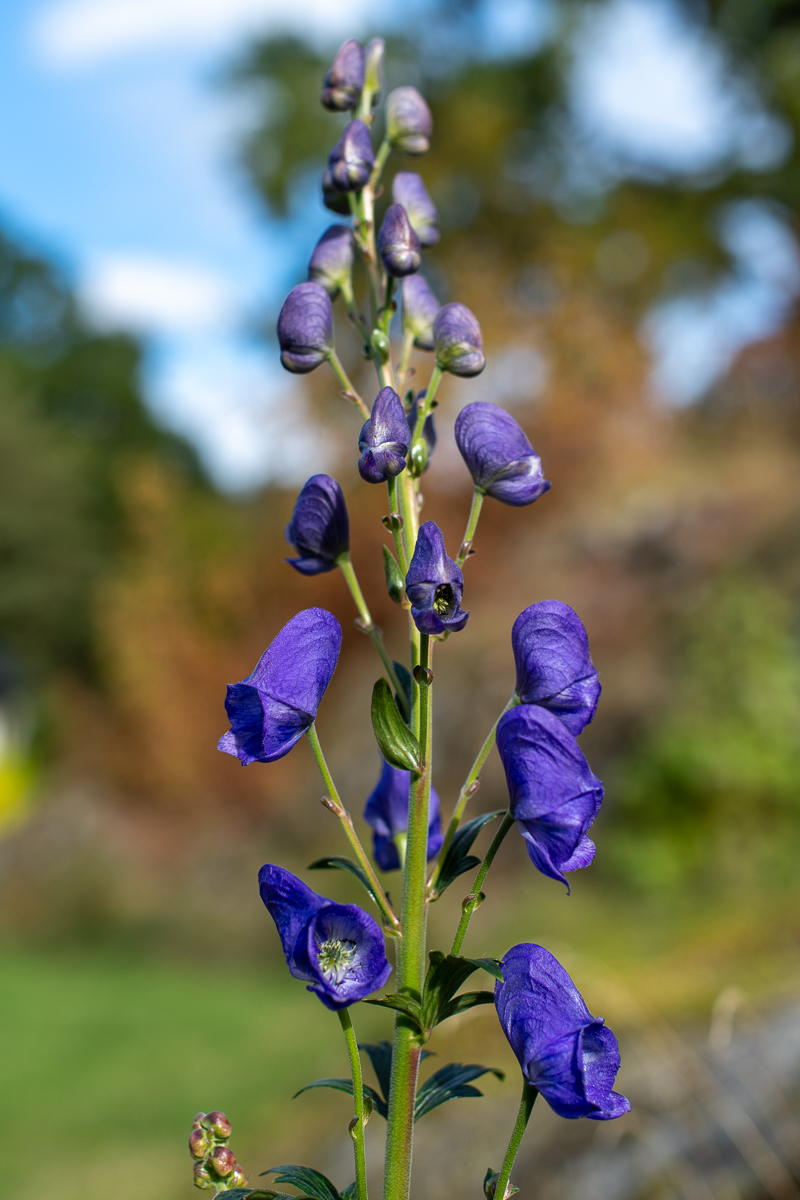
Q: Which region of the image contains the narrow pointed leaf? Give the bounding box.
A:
[307,856,383,909]
[371,677,421,770]
[382,545,405,605]
[359,1039,433,1110]
[414,1062,504,1119]
[262,1167,340,1200]
[432,809,506,897]
[437,990,495,1022]
[340,1186,358,1200]
[292,1077,386,1116]
[392,661,413,715]
[364,991,424,1032]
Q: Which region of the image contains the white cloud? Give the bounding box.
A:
[80,253,239,335]
[32,0,373,68]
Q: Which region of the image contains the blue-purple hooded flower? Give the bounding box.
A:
[285,474,349,575]
[218,608,342,765]
[259,865,391,1009]
[512,601,601,735]
[363,761,443,871]
[358,387,409,484]
[405,521,469,636]
[308,225,355,300]
[495,943,630,1120]
[392,172,439,247]
[455,402,550,506]
[377,205,422,277]
[386,87,433,155]
[496,706,602,887]
[401,275,440,351]
[433,303,485,377]
[321,39,364,112]
[328,120,374,192]
[277,282,334,374]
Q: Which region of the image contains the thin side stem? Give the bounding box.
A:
[416,364,443,425]
[457,487,486,567]
[386,476,409,577]
[305,725,400,934]
[380,275,396,337]
[341,278,371,348]
[368,138,391,191]
[383,636,432,1200]
[339,1008,369,1200]
[494,1082,538,1200]
[338,555,410,720]
[397,331,415,398]
[430,693,518,894]
[328,351,370,419]
[450,810,515,956]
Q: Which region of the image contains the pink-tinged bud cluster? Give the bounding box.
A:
[189,1112,247,1192]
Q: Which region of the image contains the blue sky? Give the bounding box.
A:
[1,0,796,489]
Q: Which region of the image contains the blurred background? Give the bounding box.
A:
[1,0,800,1197]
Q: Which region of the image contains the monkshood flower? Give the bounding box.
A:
[358,387,409,483]
[386,87,433,154]
[377,205,422,277]
[218,608,342,765]
[454,401,550,505]
[321,169,351,215]
[407,395,436,473]
[512,601,601,735]
[363,761,443,870]
[405,521,469,635]
[401,275,440,351]
[321,39,364,112]
[495,943,630,1120]
[277,282,333,374]
[259,865,391,1010]
[496,706,602,888]
[308,225,355,300]
[433,303,486,377]
[392,171,440,246]
[328,120,374,192]
[285,474,349,575]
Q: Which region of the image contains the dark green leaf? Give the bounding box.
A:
[415,1063,504,1120]
[431,810,506,898]
[392,661,413,716]
[364,992,424,1032]
[219,1190,285,1200]
[307,857,382,910]
[382,544,405,605]
[420,951,482,1030]
[292,1077,385,1115]
[262,1166,340,1200]
[466,957,504,982]
[371,678,421,771]
[358,1039,433,1114]
[437,991,496,1022]
[340,1186,358,1200]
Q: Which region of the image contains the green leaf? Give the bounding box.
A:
[371,678,421,771]
[292,1077,385,1116]
[392,661,413,716]
[382,544,405,605]
[358,1039,433,1116]
[484,1170,519,1200]
[307,856,383,910]
[420,952,502,1033]
[261,1167,340,1200]
[431,810,506,898]
[219,1190,285,1200]
[364,992,424,1032]
[437,991,496,1022]
[340,1186,358,1200]
[414,1062,504,1120]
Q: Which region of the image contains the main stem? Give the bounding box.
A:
[339,1008,369,1200]
[383,635,432,1200]
[450,811,515,955]
[494,1082,538,1200]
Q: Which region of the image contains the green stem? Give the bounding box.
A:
[337,555,410,720]
[429,693,518,894]
[339,1008,369,1200]
[450,811,515,956]
[341,278,371,348]
[457,487,486,567]
[383,636,432,1200]
[380,276,396,338]
[494,1082,538,1200]
[408,365,443,474]
[328,351,370,419]
[386,477,409,577]
[305,725,400,934]
[397,331,415,398]
[368,138,391,191]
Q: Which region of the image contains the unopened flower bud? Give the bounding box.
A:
[364,39,385,106]
[204,1111,232,1139]
[386,88,432,155]
[402,275,440,351]
[392,172,439,247]
[321,40,364,112]
[189,1128,210,1159]
[455,402,550,507]
[328,120,374,192]
[210,1146,236,1177]
[194,1164,215,1190]
[321,169,351,215]
[277,282,333,374]
[378,205,421,277]
[192,1112,207,1128]
[433,302,485,377]
[358,387,409,483]
[407,396,437,476]
[230,1167,248,1188]
[308,225,355,300]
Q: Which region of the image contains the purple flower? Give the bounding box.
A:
[386,87,433,155]
[512,602,600,735]
[358,387,409,484]
[377,205,422,277]
[321,169,351,215]
[392,172,439,247]
[401,275,440,351]
[496,706,602,888]
[218,609,342,765]
[406,394,436,474]
[433,303,485,377]
[405,521,469,636]
[328,120,374,192]
[363,761,443,871]
[285,474,349,575]
[277,282,333,374]
[454,402,550,505]
[308,225,355,300]
[321,39,364,112]
[495,943,630,1120]
[259,865,391,1009]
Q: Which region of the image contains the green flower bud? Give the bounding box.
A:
[194,1164,215,1191]
[189,1128,210,1159]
